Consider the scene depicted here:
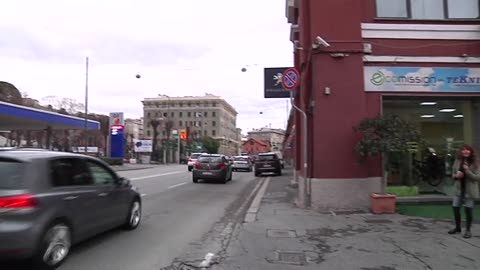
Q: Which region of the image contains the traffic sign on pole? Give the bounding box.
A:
[281,68,300,90]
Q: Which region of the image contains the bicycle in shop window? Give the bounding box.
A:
[411,147,446,187]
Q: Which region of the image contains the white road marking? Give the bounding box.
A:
[167,182,187,189]
[130,171,184,181]
[141,193,147,197]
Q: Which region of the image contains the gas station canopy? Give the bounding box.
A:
[0,101,100,130]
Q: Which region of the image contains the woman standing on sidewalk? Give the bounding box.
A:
[448,144,480,239]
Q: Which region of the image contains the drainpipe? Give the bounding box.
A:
[290,91,308,187]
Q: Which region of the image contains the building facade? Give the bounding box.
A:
[142,94,240,156]
[241,138,271,155]
[285,0,480,210]
[247,127,286,152]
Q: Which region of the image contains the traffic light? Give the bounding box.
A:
[180,129,187,140]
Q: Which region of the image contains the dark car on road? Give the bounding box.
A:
[192,154,233,184]
[0,149,142,269]
[254,152,282,176]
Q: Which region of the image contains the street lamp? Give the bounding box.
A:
[84,57,89,153]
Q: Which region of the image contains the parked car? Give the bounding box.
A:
[254,152,282,176]
[187,153,204,171]
[0,149,141,268]
[232,156,253,172]
[192,154,233,183]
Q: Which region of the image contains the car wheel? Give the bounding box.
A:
[35,221,72,269]
[193,177,198,183]
[277,170,282,176]
[188,167,192,172]
[124,199,141,230]
[254,171,260,177]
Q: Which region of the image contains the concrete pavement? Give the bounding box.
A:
[111,163,163,171]
[213,168,480,270]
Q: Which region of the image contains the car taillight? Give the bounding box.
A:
[219,162,227,169]
[0,194,38,209]
[188,158,193,162]
[194,161,201,169]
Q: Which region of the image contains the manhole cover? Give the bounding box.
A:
[278,252,306,265]
[267,229,297,238]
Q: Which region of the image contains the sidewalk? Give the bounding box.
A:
[111,163,159,171]
[219,168,480,270]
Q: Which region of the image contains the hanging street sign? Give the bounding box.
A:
[281,68,300,91]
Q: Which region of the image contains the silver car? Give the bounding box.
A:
[0,149,141,268]
[232,156,253,172]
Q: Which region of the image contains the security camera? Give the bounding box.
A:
[315,36,330,47]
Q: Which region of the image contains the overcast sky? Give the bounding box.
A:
[0,0,293,134]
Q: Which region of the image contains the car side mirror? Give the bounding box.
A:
[117,177,131,186]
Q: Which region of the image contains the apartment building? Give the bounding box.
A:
[142,94,241,155]
[247,127,286,152]
[125,118,144,140]
[285,0,480,210]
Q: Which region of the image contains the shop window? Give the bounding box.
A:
[376,0,479,19]
[382,98,480,195]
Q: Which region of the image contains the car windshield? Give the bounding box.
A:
[0,159,26,189]
[234,157,248,161]
[198,156,223,163]
[259,155,276,160]
[190,154,202,159]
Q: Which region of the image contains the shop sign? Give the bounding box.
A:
[364,66,480,92]
[264,67,293,98]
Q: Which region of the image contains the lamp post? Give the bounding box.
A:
[84,57,89,153]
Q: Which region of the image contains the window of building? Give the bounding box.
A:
[212,121,216,127]
[179,120,183,126]
[383,97,480,193]
[147,112,151,117]
[204,112,208,117]
[163,112,167,117]
[204,130,207,136]
[188,112,191,117]
[212,111,216,117]
[147,130,151,136]
[212,130,216,136]
[376,0,479,19]
[179,112,183,117]
[171,112,174,117]
[212,102,217,107]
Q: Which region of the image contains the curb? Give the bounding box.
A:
[112,166,157,172]
[244,177,271,223]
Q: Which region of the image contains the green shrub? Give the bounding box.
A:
[387,186,419,197]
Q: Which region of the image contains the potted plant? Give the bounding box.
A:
[354,114,424,214]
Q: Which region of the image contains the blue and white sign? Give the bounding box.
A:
[364,66,480,92]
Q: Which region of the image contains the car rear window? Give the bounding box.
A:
[0,159,26,189]
[234,157,248,161]
[198,156,222,163]
[190,153,202,159]
[258,154,276,160]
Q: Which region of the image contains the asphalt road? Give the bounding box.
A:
[52,164,258,270]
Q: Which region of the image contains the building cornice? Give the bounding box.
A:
[362,23,480,40]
